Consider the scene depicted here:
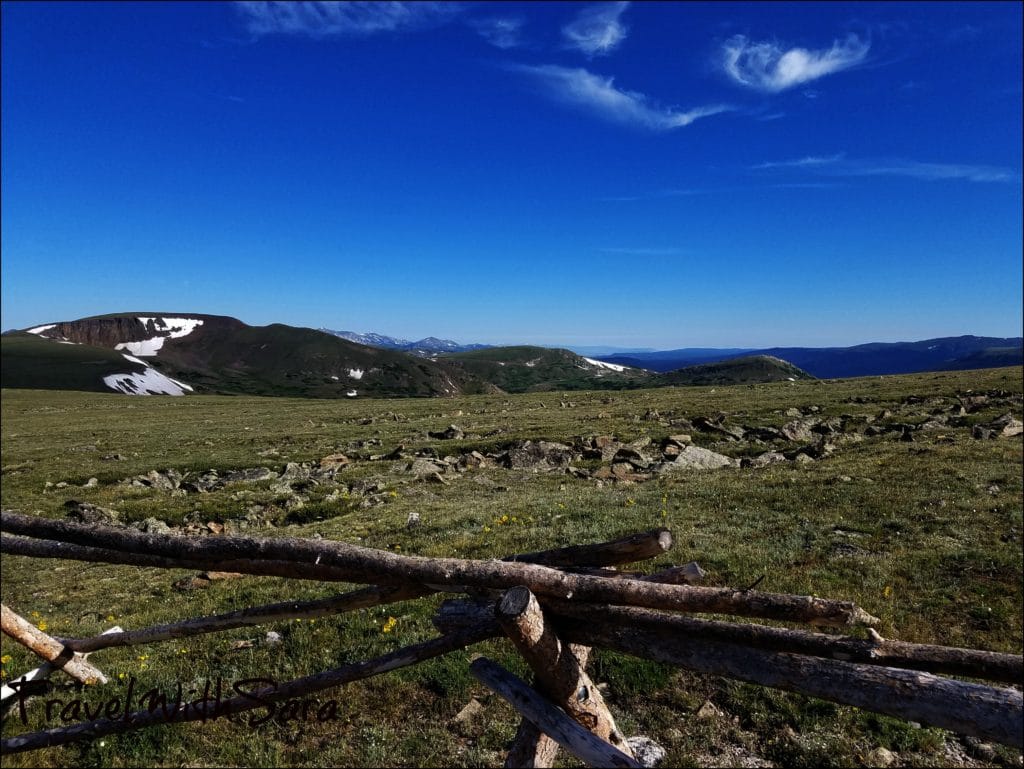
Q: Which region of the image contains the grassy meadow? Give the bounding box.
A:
[1,367,1022,767]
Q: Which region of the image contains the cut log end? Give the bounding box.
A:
[497,586,534,619]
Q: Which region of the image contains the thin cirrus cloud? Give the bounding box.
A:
[754,154,1017,183]
[470,16,525,50]
[513,64,732,131]
[561,1,630,57]
[234,1,462,39]
[721,33,870,92]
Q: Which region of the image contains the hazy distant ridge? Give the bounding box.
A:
[320,329,491,356]
[599,336,1023,378]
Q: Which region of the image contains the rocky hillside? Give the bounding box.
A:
[5,314,491,398]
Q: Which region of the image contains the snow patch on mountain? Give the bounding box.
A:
[348,368,364,380]
[583,357,627,372]
[103,355,194,396]
[27,325,56,335]
[115,317,204,357]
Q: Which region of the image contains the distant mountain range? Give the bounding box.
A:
[597,336,1023,378]
[319,329,491,356]
[2,313,814,397]
[1,314,1017,398]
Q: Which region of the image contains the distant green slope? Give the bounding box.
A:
[444,346,652,392]
[0,333,142,392]
[4,315,491,398]
[153,322,488,398]
[655,355,815,386]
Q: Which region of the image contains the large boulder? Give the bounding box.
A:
[654,445,735,473]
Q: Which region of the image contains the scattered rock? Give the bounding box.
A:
[866,746,896,767]
[961,735,997,761]
[131,517,174,536]
[452,697,484,726]
[82,477,99,488]
[991,413,1023,437]
[406,511,421,529]
[741,451,787,469]
[695,700,725,720]
[64,500,120,525]
[409,457,448,477]
[281,462,311,481]
[655,445,735,473]
[780,418,816,442]
[626,736,666,767]
[693,416,745,441]
[100,453,126,461]
[496,440,575,470]
[264,631,283,646]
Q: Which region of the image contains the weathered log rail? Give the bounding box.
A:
[1,510,1021,765]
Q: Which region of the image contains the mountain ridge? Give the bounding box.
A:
[599,335,1023,378]
[319,328,491,356]
[4,314,1017,397]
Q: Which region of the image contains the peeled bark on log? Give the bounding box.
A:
[496,588,633,756]
[549,603,1023,685]
[555,619,1024,749]
[0,626,123,703]
[57,584,432,654]
[503,529,672,567]
[469,658,641,769]
[0,605,107,686]
[0,625,494,754]
[0,513,878,627]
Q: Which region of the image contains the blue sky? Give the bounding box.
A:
[2,1,1021,348]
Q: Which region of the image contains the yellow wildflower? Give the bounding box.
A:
[1,655,11,665]
[37,621,48,632]
[381,616,398,634]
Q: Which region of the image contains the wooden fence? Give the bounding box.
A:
[1,510,1021,765]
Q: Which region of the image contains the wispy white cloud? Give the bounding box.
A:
[753,153,847,170]
[561,2,630,57]
[235,1,462,39]
[721,34,870,92]
[470,16,525,50]
[754,154,1017,183]
[513,64,731,131]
